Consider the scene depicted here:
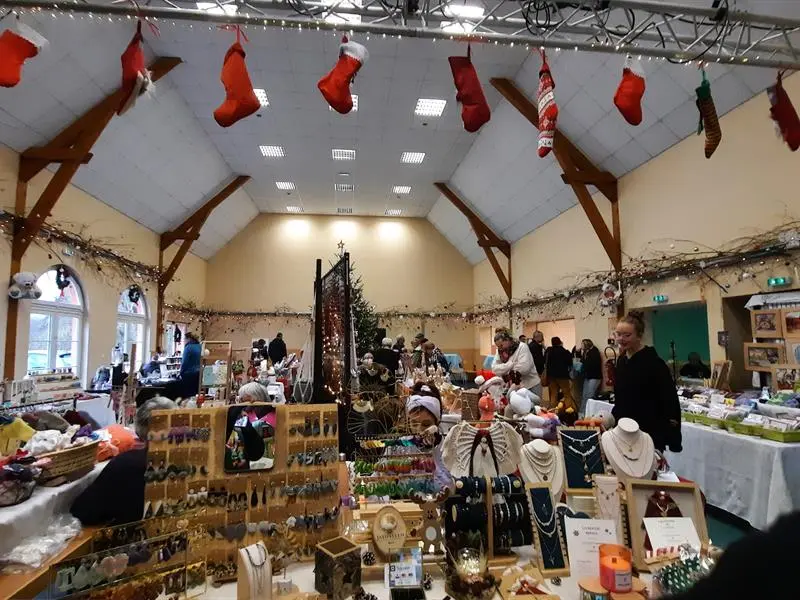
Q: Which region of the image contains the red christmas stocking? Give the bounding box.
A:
[118,21,152,115]
[614,55,646,126]
[537,51,558,157]
[0,21,47,88]
[318,36,368,115]
[213,40,260,128]
[768,71,800,152]
[448,46,490,133]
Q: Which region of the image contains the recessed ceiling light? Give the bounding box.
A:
[330,95,358,112]
[196,2,238,15]
[401,152,426,165]
[335,183,355,192]
[415,99,447,117]
[385,209,403,217]
[286,206,304,213]
[337,207,354,214]
[332,148,356,160]
[254,89,269,107]
[275,181,295,191]
[392,185,412,195]
[259,145,285,158]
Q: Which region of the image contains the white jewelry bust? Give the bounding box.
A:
[600,417,656,482]
[518,439,564,501]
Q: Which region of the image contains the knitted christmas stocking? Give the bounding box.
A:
[614,55,646,126]
[318,36,368,115]
[768,71,800,152]
[118,21,151,115]
[448,46,490,133]
[0,21,47,88]
[695,73,722,158]
[213,40,260,128]
[537,51,558,157]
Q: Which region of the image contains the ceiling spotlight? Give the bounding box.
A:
[415,99,446,117]
[259,145,285,158]
[332,148,356,160]
[401,152,426,165]
[286,205,304,213]
[392,185,411,195]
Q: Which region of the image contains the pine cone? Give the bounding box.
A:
[362,551,376,566]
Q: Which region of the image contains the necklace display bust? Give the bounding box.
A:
[600,418,656,481]
[519,439,564,501]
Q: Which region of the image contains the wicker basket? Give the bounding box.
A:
[38,440,99,485]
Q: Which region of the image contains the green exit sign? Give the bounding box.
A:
[653,294,669,303]
[768,276,792,288]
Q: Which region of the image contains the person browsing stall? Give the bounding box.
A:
[491,329,542,399]
[405,382,452,492]
[544,337,576,412]
[528,330,546,375]
[177,332,202,398]
[609,311,682,452]
[71,397,177,525]
[679,352,712,379]
[268,332,288,365]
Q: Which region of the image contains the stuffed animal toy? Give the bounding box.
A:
[508,388,539,417]
[523,408,560,440]
[8,272,41,300]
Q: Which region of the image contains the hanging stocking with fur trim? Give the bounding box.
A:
[118,20,152,115]
[536,50,558,157]
[0,20,47,88]
[213,28,260,128]
[318,36,368,115]
[448,45,491,133]
[614,55,646,126]
[768,71,800,152]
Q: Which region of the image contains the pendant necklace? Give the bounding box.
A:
[609,430,652,477]
[564,443,601,482]
[610,429,645,461]
[524,445,555,482]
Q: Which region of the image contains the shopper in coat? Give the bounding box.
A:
[581,339,603,412]
[544,337,576,412]
[528,330,546,375]
[610,311,682,452]
[491,329,542,399]
[267,333,288,365]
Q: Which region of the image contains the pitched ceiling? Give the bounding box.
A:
[0,1,797,262]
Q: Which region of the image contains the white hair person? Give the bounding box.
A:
[135,396,177,440]
[238,381,270,403]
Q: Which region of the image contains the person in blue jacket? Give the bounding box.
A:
[178,332,202,398]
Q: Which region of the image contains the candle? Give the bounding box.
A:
[599,544,632,593]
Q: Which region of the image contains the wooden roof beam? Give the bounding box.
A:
[490,77,622,272]
[435,181,512,299]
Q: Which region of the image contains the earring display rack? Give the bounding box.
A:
[144,403,341,586]
[445,476,523,572]
[557,427,607,495]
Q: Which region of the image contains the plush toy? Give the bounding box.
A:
[598,280,622,308]
[523,408,560,440]
[478,375,506,411]
[8,272,41,300]
[508,388,539,417]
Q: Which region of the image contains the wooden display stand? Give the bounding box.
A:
[199,340,232,403]
[352,502,426,580]
[314,537,361,600]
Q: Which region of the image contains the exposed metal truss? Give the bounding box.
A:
[3,0,800,69]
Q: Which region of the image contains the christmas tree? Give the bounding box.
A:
[350,261,380,358]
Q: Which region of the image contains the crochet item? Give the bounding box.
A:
[536,50,558,157]
[768,71,800,152]
[441,421,523,478]
[695,72,722,158]
[448,45,491,133]
[614,55,646,126]
[318,36,368,114]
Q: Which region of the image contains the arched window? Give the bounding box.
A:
[116,286,149,370]
[28,267,85,373]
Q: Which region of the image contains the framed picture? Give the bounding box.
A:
[625,480,707,572]
[785,340,800,365]
[709,360,731,390]
[782,309,800,339]
[770,364,800,392]
[744,342,786,372]
[751,309,783,338]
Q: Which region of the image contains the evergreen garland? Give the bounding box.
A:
[349,262,380,358]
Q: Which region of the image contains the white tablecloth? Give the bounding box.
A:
[668,423,800,529]
[76,396,115,428]
[584,398,614,418]
[0,462,107,556]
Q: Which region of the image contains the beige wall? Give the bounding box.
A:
[204,214,476,364]
[473,73,800,369]
[0,145,207,381]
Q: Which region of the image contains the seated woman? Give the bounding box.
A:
[71,396,176,526]
[405,382,452,492]
[237,381,270,403]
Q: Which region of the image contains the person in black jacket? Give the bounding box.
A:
[528,330,546,375]
[373,337,400,373]
[580,339,603,412]
[267,333,288,365]
[71,397,177,526]
[679,352,712,379]
[544,337,576,412]
[610,311,682,452]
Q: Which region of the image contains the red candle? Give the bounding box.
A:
[599,544,632,593]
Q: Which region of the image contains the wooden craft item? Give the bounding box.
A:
[372,505,408,559]
[314,537,361,600]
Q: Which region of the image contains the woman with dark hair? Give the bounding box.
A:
[611,311,682,452]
